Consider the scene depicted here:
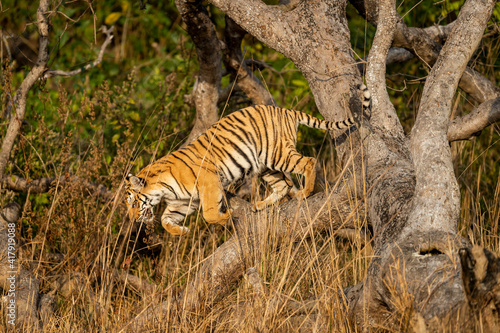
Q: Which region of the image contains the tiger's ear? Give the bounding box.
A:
[126,174,146,190]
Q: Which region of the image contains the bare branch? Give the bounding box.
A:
[365,0,405,138]
[0,0,50,182]
[353,0,500,104]
[394,21,500,103]
[448,97,500,142]
[176,0,221,145]
[1,174,114,201]
[42,26,114,79]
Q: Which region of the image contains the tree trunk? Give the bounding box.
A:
[128,0,500,330]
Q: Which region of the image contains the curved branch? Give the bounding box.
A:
[448,97,500,142]
[0,0,50,182]
[1,174,114,201]
[222,16,274,105]
[353,0,500,104]
[408,0,496,234]
[365,0,405,138]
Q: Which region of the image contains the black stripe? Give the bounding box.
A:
[211,143,235,180]
[219,139,246,180]
[159,182,179,199]
[288,155,303,173]
[171,153,197,179]
[246,108,264,158]
[259,106,272,165]
[284,111,295,138]
[170,172,191,196]
[218,123,255,169]
[169,210,186,217]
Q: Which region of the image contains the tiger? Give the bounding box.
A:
[125,86,370,236]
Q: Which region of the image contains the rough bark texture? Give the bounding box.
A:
[176,0,222,145]
[351,0,497,328]
[0,0,50,182]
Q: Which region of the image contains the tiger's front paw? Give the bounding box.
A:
[163,221,190,236]
[217,208,234,225]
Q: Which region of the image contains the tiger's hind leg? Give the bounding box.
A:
[253,171,294,211]
[161,202,195,236]
[282,148,317,200]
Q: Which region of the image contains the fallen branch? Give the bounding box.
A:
[448,97,500,141]
[1,174,114,201]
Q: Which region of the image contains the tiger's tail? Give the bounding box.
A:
[295,84,370,130]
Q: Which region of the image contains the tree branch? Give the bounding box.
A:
[222,16,274,105]
[207,0,295,58]
[1,174,114,201]
[42,26,114,79]
[352,0,500,104]
[448,97,500,142]
[408,0,496,234]
[0,0,50,182]
[365,0,405,138]
[175,0,221,145]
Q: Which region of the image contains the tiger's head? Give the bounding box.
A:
[125,174,155,223]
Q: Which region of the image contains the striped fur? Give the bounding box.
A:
[125,88,369,236]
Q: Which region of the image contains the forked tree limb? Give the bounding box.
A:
[351,0,500,104]
[0,0,50,182]
[222,16,274,106]
[176,0,221,145]
[408,0,496,234]
[448,97,500,142]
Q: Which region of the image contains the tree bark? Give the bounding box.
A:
[350,0,497,328]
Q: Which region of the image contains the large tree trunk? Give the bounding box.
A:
[128,0,500,330]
